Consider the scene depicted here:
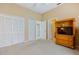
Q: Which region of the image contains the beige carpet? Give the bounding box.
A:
[0,40,79,55]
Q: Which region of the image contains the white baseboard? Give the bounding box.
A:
[0,41,25,48]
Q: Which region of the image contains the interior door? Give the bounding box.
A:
[28,17,36,41]
[36,21,41,40]
[40,20,46,40]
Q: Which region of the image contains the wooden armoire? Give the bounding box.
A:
[55,18,76,48]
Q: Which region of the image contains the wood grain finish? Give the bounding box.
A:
[55,18,75,48]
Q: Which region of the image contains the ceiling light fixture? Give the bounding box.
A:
[57,3,61,5]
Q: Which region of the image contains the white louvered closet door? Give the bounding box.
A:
[0,15,24,47]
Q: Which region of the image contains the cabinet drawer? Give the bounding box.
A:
[56,39,68,46]
[68,41,73,45]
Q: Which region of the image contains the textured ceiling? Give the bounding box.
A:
[17,3,62,14]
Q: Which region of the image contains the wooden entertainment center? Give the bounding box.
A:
[55,18,76,48]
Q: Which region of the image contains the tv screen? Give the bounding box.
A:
[57,27,73,35]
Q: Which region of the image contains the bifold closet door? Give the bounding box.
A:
[0,15,24,47]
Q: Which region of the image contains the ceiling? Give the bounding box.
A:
[17,3,62,14]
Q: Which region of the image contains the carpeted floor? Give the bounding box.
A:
[0,40,79,55]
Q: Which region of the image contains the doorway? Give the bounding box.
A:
[28,18,46,41]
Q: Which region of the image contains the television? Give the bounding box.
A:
[57,27,73,35]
